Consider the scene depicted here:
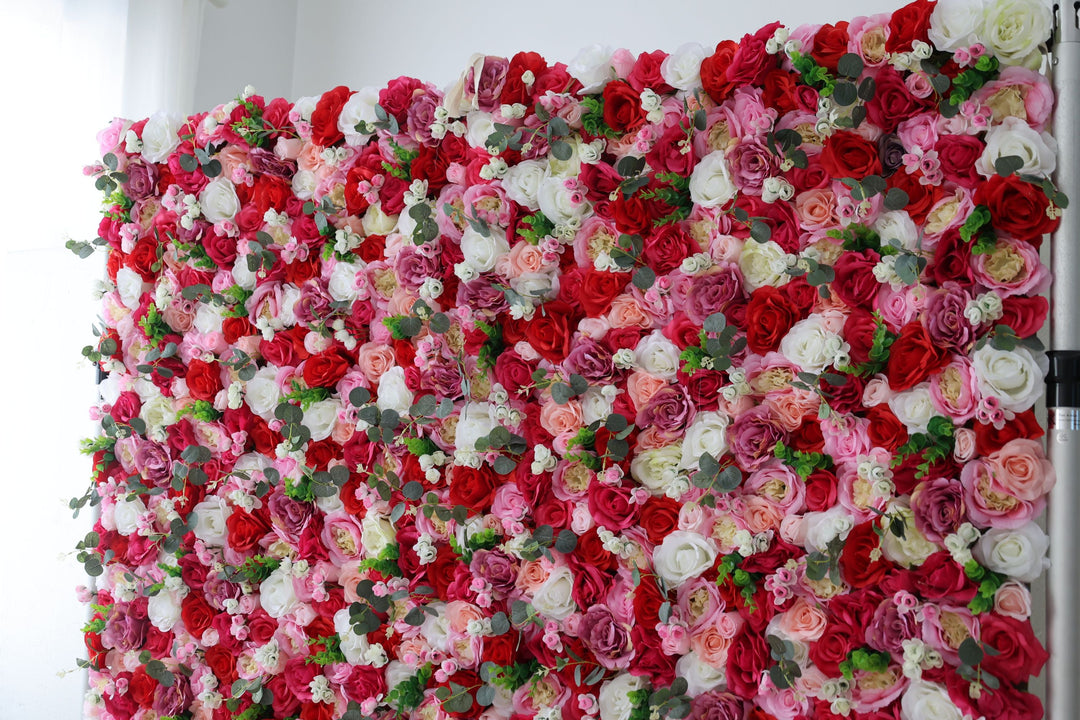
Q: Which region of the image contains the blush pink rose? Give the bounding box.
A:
[988,438,1055,501]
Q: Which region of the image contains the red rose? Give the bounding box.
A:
[524,301,576,363]
[578,269,630,317]
[937,134,985,188]
[979,614,1049,684]
[638,495,681,545]
[180,593,216,637]
[185,359,222,402]
[481,631,517,667]
[587,482,639,531]
[501,52,548,106]
[831,249,881,309]
[125,237,160,281]
[911,551,978,602]
[628,50,672,93]
[448,465,500,513]
[379,76,426,124]
[128,666,158,707]
[811,22,851,72]
[867,65,933,133]
[975,407,1044,455]
[611,193,657,235]
[251,175,291,214]
[302,348,351,388]
[574,528,619,572]
[633,574,668,629]
[838,521,894,588]
[974,173,1060,244]
[761,69,800,114]
[928,228,975,288]
[804,469,838,512]
[602,80,647,134]
[203,231,239,267]
[820,131,883,180]
[887,0,936,52]
[309,85,352,147]
[843,307,878,365]
[789,417,825,453]
[745,286,799,354]
[965,683,1044,720]
[647,122,697,175]
[684,369,724,411]
[226,508,269,553]
[999,294,1048,339]
[700,40,739,103]
[642,224,695,275]
[885,321,949,391]
[726,22,782,87]
[493,350,536,393]
[808,620,861,676]
[725,629,771,699]
[865,404,909,452]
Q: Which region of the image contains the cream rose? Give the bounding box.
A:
[455,403,497,455]
[738,239,788,290]
[631,445,684,495]
[568,44,616,93]
[634,332,681,380]
[303,399,340,442]
[532,566,577,620]
[888,383,936,434]
[537,175,589,227]
[983,0,1053,68]
[779,315,843,374]
[116,267,145,311]
[689,150,738,208]
[500,159,547,211]
[245,366,282,420]
[653,531,719,586]
[661,42,706,91]
[674,650,726,696]
[147,589,183,632]
[974,522,1049,582]
[328,261,362,303]
[112,496,147,536]
[199,178,241,223]
[140,111,182,163]
[360,512,396,557]
[976,116,1056,178]
[901,681,964,720]
[928,0,986,51]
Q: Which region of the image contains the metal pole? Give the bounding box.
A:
[1048,5,1080,718]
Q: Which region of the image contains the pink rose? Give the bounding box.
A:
[988,438,1055,501]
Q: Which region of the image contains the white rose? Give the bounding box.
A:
[291,95,318,122]
[689,150,738,208]
[580,387,615,425]
[337,86,378,146]
[140,112,182,163]
[113,496,147,536]
[976,116,1056,177]
[974,522,1049,582]
[232,255,257,290]
[653,531,719,586]
[280,283,301,328]
[421,602,452,653]
[192,497,232,546]
[971,343,1044,411]
[140,395,177,434]
[304,399,340,442]
[360,512,396,557]
[537,175,589,226]
[501,160,548,211]
[116,267,145,310]
[928,0,986,51]
[738,239,788,290]
[780,315,839,374]
[193,302,225,335]
[532,566,577,620]
[245,367,282,420]
[199,178,241,223]
[465,110,497,150]
[675,650,726,696]
[460,226,510,272]
[634,332,681,380]
[328,262,362,303]
[259,564,299,618]
[631,445,684,495]
[900,680,964,720]
[661,43,707,91]
[598,673,646,720]
[147,589,183,632]
[335,607,371,663]
[376,366,414,416]
[291,169,316,200]
[874,210,919,252]
[568,44,616,93]
[888,383,936,434]
[455,403,497,455]
[680,411,731,468]
[982,0,1052,68]
[802,506,855,553]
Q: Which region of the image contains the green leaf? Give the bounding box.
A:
[884,187,909,211]
[750,220,772,243]
[994,155,1025,177]
[703,313,726,333]
[429,312,451,334]
[958,637,984,667]
[489,611,510,635]
[633,266,656,290]
[714,465,742,493]
[616,155,647,178]
[550,382,573,405]
[550,140,573,161]
[178,154,198,172]
[554,529,578,554]
[837,53,864,78]
[492,455,517,475]
[833,81,858,107]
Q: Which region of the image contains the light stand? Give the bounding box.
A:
[1047,4,1080,718]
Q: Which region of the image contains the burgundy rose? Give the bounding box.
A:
[637,384,696,436]
[831,249,881,310]
[578,604,633,670]
[587,482,640,531]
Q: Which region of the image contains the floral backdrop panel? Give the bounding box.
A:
[73,0,1063,719]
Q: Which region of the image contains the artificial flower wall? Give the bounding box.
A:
[73,0,1063,718]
